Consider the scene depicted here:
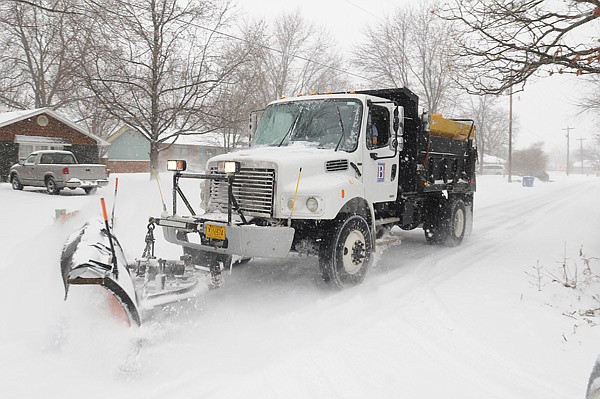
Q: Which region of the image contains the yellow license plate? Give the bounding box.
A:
[205,224,226,240]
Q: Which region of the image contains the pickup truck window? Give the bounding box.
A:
[253,99,363,152]
[25,154,36,164]
[40,153,76,164]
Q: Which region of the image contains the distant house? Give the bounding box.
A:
[104,125,227,173]
[104,125,152,173]
[0,108,109,182]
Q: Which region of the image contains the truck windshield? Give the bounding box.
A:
[252,99,363,151]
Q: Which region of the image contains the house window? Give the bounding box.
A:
[18,144,66,160]
[15,135,70,160]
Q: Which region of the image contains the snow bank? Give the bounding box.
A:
[0,173,599,398]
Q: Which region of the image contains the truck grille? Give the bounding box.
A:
[208,167,275,217]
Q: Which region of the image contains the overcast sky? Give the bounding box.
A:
[240,0,597,157]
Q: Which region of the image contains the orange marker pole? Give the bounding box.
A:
[101,198,118,278]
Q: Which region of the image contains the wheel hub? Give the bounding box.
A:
[342,230,366,274]
[453,208,465,237]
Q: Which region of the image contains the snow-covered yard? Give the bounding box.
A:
[0,173,599,398]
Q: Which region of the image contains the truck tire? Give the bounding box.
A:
[10,175,23,190]
[424,198,466,246]
[319,214,373,288]
[45,177,60,195]
[444,199,466,247]
[84,187,97,195]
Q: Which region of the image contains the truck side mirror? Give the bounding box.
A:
[393,107,400,133]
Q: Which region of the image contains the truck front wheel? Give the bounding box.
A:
[11,175,23,190]
[319,215,373,288]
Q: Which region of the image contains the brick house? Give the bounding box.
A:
[104,125,227,173]
[0,108,109,182]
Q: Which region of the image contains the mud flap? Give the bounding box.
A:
[61,219,141,326]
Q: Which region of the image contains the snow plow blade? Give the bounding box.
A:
[60,219,141,327]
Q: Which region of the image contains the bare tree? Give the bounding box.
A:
[512,142,549,175]
[354,2,460,113]
[465,95,512,169]
[576,76,600,124]
[256,10,348,101]
[203,22,270,150]
[207,12,348,150]
[0,0,80,109]
[438,0,600,94]
[77,0,246,176]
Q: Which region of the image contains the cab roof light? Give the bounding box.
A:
[217,161,240,174]
[167,160,187,171]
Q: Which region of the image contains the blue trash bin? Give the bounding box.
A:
[522,176,535,187]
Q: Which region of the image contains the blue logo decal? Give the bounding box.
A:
[377,163,385,182]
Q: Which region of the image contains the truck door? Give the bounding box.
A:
[20,153,38,184]
[363,103,399,203]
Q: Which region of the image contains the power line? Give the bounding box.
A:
[185,19,379,86]
[343,0,383,21]
[106,0,379,86]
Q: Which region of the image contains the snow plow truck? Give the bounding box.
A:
[61,88,477,326]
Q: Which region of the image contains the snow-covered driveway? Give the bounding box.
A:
[0,174,598,398]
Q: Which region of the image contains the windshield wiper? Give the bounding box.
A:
[334,105,345,151]
[277,107,304,147]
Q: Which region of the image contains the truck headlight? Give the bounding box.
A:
[217,161,240,174]
[306,197,319,212]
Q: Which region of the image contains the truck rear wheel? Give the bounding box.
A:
[319,215,373,288]
[45,177,60,195]
[444,199,466,246]
[424,198,466,246]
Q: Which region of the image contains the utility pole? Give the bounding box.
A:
[563,127,574,176]
[508,85,513,183]
[577,137,586,174]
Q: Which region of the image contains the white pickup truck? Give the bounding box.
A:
[9,150,108,195]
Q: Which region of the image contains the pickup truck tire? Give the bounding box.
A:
[84,187,97,195]
[45,177,60,195]
[424,198,466,246]
[10,175,23,190]
[319,214,372,288]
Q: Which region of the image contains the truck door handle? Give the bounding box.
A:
[391,164,397,181]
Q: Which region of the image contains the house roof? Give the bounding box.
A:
[0,108,110,146]
[108,124,227,148]
[107,124,152,142]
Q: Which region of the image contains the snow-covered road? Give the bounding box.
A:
[0,174,598,398]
